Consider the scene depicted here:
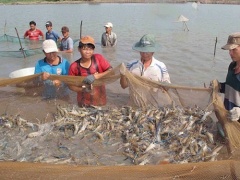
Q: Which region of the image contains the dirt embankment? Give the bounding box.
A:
[1,0,240,5]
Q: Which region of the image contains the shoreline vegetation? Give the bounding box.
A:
[1,0,240,5]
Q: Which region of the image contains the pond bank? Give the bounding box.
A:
[1,0,240,5]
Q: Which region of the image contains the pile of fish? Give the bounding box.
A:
[0,104,223,165]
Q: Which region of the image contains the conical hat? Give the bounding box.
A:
[177,15,189,22]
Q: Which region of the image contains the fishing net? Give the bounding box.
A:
[0,34,43,58]
[0,63,240,179]
[0,34,79,58]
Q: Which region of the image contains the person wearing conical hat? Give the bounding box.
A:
[120,34,171,89]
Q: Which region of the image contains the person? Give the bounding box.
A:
[219,32,240,122]
[59,26,73,53]
[24,21,44,40]
[68,35,112,107]
[101,22,117,47]
[120,34,171,89]
[45,21,61,43]
[34,39,70,99]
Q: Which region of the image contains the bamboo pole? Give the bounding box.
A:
[15,27,26,58]
[80,20,83,38]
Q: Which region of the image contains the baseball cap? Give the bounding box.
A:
[45,21,52,26]
[222,32,240,50]
[42,39,58,53]
[78,36,95,48]
[104,22,113,28]
[61,26,69,33]
[132,34,159,53]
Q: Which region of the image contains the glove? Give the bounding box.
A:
[119,63,127,76]
[228,107,240,121]
[83,75,95,84]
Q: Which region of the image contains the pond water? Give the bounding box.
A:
[0,3,239,86]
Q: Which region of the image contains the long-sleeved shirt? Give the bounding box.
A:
[101,32,117,47]
[220,61,240,111]
[126,57,171,83]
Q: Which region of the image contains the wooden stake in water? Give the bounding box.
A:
[4,20,6,35]
[15,27,26,58]
[214,37,217,57]
[80,20,83,38]
[184,22,189,31]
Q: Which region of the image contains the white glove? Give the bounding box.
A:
[119,63,127,76]
[228,107,240,121]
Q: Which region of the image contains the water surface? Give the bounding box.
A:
[0,3,239,86]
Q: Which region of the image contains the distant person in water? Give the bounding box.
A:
[45,21,61,43]
[59,26,73,53]
[101,22,117,47]
[24,21,44,40]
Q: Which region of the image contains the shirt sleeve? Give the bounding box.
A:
[64,60,70,75]
[24,30,28,37]
[95,54,112,72]
[38,29,44,36]
[161,67,171,83]
[68,38,74,49]
[68,62,77,76]
[112,33,117,46]
[34,61,42,74]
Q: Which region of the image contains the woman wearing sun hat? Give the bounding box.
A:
[120,34,171,89]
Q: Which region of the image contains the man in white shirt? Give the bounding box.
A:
[120,34,170,89]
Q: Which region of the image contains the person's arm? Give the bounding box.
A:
[101,33,106,47]
[120,75,128,89]
[119,63,128,89]
[63,49,73,53]
[24,31,28,39]
[38,29,44,40]
[94,68,113,80]
[68,84,85,93]
[160,63,171,83]
[112,33,117,47]
[219,82,225,93]
[60,38,73,53]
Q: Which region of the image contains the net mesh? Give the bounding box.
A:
[0,34,79,58]
[0,34,43,58]
[0,63,240,178]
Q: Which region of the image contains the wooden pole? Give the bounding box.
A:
[214,37,217,57]
[184,22,189,31]
[15,27,26,58]
[4,20,6,35]
[80,20,83,39]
